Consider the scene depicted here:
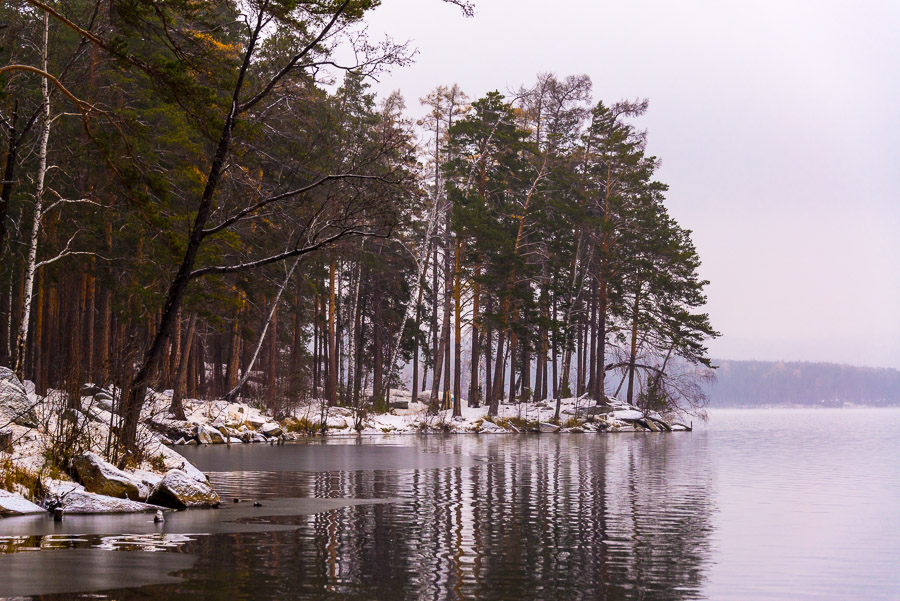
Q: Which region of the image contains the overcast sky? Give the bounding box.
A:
[361,0,900,369]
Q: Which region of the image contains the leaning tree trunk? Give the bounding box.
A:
[225,256,300,402]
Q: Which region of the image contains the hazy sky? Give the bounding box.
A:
[361,0,900,369]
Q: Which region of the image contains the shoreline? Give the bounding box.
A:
[2,367,688,518]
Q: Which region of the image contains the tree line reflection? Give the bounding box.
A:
[191,434,715,601]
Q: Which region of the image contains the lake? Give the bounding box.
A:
[1,408,899,600]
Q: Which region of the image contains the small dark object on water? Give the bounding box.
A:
[233,498,240,503]
[253,501,262,507]
[154,510,165,523]
[53,508,64,522]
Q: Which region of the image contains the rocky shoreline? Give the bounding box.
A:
[2,366,689,518]
[1,367,218,517]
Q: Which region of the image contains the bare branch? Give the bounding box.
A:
[201,173,396,238]
[238,0,353,114]
[189,227,390,279]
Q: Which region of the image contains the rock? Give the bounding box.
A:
[61,408,91,430]
[259,422,282,438]
[0,489,45,516]
[148,470,219,509]
[538,422,561,433]
[195,424,225,445]
[579,405,613,416]
[241,431,267,443]
[46,482,162,514]
[80,384,104,396]
[154,443,209,483]
[59,489,163,514]
[186,439,198,445]
[73,452,146,501]
[477,421,505,433]
[388,401,409,410]
[244,415,267,429]
[0,367,37,427]
[131,470,163,494]
[144,418,192,443]
[611,409,644,422]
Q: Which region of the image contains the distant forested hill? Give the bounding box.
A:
[705,360,900,407]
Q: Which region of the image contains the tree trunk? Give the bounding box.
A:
[626,285,641,406]
[430,243,439,403]
[488,328,505,417]
[213,334,224,397]
[0,101,18,261]
[312,290,319,396]
[120,10,273,455]
[226,256,300,402]
[225,313,241,393]
[452,238,462,417]
[468,267,480,408]
[266,301,277,394]
[508,311,517,405]
[551,295,558,399]
[170,313,197,420]
[32,272,44,391]
[327,260,337,406]
[373,257,384,403]
[13,13,51,382]
[483,296,493,412]
[167,310,182,390]
[290,280,303,396]
[83,271,95,383]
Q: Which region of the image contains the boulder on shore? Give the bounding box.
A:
[260,422,283,438]
[148,469,220,509]
[241,431,267,443]
[244,414,267,429]
[195,423,225,445]
[477,421,505,433]
[73,452,147,501]
[0,489,45,516]
[49,483,163,514]
[0,366,37,427]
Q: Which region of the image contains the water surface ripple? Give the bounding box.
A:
[1,408,898,600]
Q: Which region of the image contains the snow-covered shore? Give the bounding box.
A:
[2,364,688,517]
[1,368,218,517]
[153,387,688,441]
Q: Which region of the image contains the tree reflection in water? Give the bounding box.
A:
[22,434,715,601]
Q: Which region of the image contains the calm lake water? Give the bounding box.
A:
[2,408,899,600]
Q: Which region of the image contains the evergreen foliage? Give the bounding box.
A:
[0,1,718,456]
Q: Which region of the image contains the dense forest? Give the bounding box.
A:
[705,360,900,407]
[0,0,717,456]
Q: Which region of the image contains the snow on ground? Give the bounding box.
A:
[235,390,670,436]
